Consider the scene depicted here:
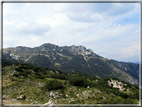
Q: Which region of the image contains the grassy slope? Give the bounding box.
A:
[2,63,139,104]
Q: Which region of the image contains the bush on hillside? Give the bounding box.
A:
[49,74,67,80]
[44,80,64,91]
[15,68,23,72]
[13,72,19,77]
[68,77,90,87]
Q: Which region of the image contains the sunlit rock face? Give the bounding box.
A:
[108,79,127,91]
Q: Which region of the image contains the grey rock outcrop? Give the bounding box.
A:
[49,91,60,99]
[108,79,126,91]
[49,92,55,97]
[44,98,54,105]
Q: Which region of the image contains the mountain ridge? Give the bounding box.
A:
[2,43,139,86]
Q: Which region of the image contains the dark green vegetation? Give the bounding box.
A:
[3,43,139,86]
[3,63,139,104]
[2,56,19,67]
[44,80,64,91]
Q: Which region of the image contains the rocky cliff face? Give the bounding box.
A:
[3,43,139,86]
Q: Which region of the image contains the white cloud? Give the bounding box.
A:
[133,30,140,35]
[37,13,69,27]
[3,3,140,62]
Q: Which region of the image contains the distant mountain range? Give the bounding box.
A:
[2,43,139,86]
[133,62,141,64]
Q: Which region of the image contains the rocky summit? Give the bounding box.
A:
[3,43,139,86]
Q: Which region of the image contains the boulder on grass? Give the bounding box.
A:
[17,95,26,100]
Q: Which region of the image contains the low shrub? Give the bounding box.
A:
[13,72,19,77]
[68,77,90,87]
[44,80,64,91]
[49,74,67,80]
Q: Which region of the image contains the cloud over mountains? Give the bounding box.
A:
[3,2,140,62]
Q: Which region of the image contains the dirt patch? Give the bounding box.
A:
[3,99,21,104]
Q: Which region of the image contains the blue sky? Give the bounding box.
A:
[3,2,140,63]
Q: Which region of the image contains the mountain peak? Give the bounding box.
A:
[68,45,93,55]
[40,43,57,47]
[39,43,94,55]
